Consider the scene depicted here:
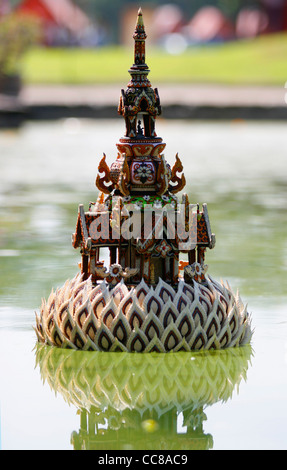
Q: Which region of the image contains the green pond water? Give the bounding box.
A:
[0,119,286,450]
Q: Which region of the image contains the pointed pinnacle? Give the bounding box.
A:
[134,7,146,40]
[135,7,144,30]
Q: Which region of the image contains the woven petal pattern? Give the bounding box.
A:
[35,274,253,352]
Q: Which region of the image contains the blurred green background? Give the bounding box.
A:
[0,0,286,86]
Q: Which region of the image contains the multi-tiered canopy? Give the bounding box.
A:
[72,8,215,288]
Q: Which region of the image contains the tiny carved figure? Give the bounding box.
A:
[137,120,144,136]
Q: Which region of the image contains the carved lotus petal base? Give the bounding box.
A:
[35,275,253,352]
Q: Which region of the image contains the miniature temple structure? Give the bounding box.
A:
[72,8,216,289]
[36,9,252,352]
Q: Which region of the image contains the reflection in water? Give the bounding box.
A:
[35,345,252,450]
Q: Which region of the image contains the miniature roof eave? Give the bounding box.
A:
[119,89,161,117]
[72,204,89,249]
[132,206,214,253]
[72,213,82,249]
[73,207,130,247]
[72,205,215,250]
[202,203,216,249]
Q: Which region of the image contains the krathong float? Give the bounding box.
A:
[35,9,253,352]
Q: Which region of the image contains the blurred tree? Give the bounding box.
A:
[218,0,241,18]
[0,12,41,94]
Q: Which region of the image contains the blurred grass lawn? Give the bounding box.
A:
[22,33,287,85]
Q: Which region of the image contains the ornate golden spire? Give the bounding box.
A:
[128,7,150,88]
[118,9,162,139]
[133,8,147,65]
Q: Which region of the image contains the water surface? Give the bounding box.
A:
[0,119,286,450]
